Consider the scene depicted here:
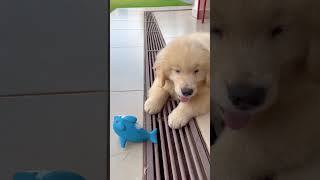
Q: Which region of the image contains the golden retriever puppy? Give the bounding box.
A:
[212,0,320,179]
[144,32,210,129]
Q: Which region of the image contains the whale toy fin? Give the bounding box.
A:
[120,137,127,148]
[122,115,137,124]
[149,129,158,144]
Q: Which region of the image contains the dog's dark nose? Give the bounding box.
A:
[181,88,193,96]
[227,84,266,110]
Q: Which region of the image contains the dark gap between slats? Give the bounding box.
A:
[169,101,197,180]
[157,113,168,179]
[144,12,155,180]
[152,115,160,180]
[190,121,210,175]
[166,103,183,180]
[169,101,193,180]
[162,107,175,179]
[167,102,185,180]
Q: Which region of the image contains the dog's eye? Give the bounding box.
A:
[212,26,224,38]
[175,69,180,73]
[271,25,287,38]
[194,69,199,74]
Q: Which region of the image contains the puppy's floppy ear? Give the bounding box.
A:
[192,33,210,87]
[153,49,168,87]
[190,32,210,52]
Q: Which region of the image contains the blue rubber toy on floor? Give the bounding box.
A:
[13,171,85,180]
[113,115,158,148]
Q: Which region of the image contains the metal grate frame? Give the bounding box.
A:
[143,12,210,180]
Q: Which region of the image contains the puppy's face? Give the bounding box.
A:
[155,36,210,102]
[212,0,309,129]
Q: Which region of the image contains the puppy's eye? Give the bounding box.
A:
[271,25,287,38]
[175,69,180,73]
[212,26,224,38]
[194,69,199,74]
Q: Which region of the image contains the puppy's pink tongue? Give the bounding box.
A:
[180,96,189,102]
[223,111,251,130]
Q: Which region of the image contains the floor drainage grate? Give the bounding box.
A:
[143,12,210,180]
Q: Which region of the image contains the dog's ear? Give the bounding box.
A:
[153,49,168,87]
[192,33,210,87]
[191,32,210,53]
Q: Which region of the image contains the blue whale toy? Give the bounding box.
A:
[113,115,157,148]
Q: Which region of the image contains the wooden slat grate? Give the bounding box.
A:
[143,12,210,180]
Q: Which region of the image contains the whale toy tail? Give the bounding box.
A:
[149,129,158,144]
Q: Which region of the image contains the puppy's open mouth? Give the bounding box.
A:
[219,106,252,130]
[179,95,191,102]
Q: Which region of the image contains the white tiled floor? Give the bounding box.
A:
[110,20,144,30]
[110,91,144,156]
[154,10,210,43]
[110,47,144,91]
[110,7,210,180]
[110,91,144,180]
[110,8,146,180]
[110,30,144,47]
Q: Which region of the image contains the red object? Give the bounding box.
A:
[196,0,201,19]
[201,0,207,23]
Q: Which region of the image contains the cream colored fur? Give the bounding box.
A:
[144,32,210,129]
[212,0,320,179]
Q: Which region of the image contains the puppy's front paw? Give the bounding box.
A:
[168,110,190,129]
[144,98,162,114]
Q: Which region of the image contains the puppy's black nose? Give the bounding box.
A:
[227,84,266,110]
[181,88,193,96]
